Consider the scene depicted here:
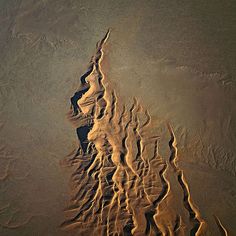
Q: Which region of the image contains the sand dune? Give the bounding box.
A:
[60,31,229,236]
[0,1,235,235]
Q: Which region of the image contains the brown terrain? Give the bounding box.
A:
[0,1,236,236]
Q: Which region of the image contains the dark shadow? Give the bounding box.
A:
[80,64,94,84]
[123,219,134,236]
[76,124,93,153]
[70,64,93,115]
[71,85,90,115]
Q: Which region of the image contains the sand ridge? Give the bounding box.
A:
[61,31,228,236]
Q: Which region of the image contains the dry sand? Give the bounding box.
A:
[0,1,236,236]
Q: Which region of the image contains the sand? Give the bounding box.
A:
[0,1,236,236]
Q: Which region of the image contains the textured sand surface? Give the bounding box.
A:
[0,1,236,236]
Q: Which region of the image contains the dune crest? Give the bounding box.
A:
[61,31,228,236]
